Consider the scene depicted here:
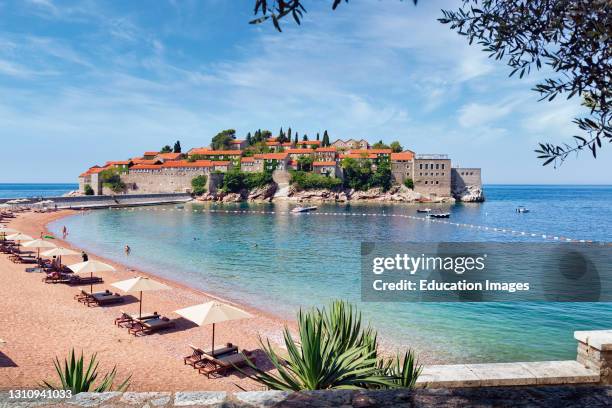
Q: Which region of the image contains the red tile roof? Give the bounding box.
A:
[229,139,245,144]
[315,147,337,152]
[241,157,255,163]
[189,149,242,156]
[391,152,414,161]
[143,151,159,156]
[282,142,294,146]
[313,161,336,166]
[161,160,214,168]
[132,159,160,165]
[254,152,288,160]
[286,148,314,154]
[266,141,280,146]
[349,149,392,154]
[297,140,321,145]
[130,164,162,170]
[105,160,132,166]
[212,161,230,166]
[156,152,183,160]
[340,153,378,159]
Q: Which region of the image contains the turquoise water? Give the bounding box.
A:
[49,185,612,363]
[0,183,78,199]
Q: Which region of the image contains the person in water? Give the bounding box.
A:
[81,251,88,262]
[62,226,67,238]
[124,245,131,256]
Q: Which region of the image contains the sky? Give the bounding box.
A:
[0,0,609,184]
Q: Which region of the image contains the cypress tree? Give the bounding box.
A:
[316,132,320,141]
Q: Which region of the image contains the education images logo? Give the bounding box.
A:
[370,252,530,293]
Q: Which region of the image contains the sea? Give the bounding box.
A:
[37,184,612,363]
[0,183,78,199]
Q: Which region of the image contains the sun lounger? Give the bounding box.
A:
[87,292,124,307]
[128,316,174,336]
[197,350,255,378]
[183,343,237,368]
[114,311,159,327]
[75,289,110,303]
[66,275,103,286]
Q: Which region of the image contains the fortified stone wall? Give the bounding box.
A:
[413,158,452,197]
[451,168,482,190]
[114,171,211,195]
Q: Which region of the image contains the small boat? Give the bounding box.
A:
[427,210,450,218]
[291,206,318,214]
[175,205,184,209]
[417,208,432,213]
[516,206,530,213]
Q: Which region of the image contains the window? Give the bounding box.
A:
[419,164,423,170]
[436,163,439,170]
[436,181,439,184]
[424,181,428,184]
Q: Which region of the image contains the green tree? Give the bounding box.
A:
[404,178,414,189]
[191,175,208,195]
[390,141,403,153]
[316,132,320,141]
[173,140,182,153]
[246,132,253,146]
[322,130,330,147]
[287,127,292,142]
[211,129,236,150]
[372,161,392,191]
[84,184,94,196]
[290,171,342,190]
[294,133,298,144]
[297,155,314,172]
[99,168,126,193]
[261,129,272,139]
[372,140,389,149]
[159,145,172,153]
[302,134,308,141]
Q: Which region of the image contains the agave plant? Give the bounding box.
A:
[42,349,131,394]
[243,300,419,390]
[378,350,422,388]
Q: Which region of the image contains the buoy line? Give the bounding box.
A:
[111,205,607,245]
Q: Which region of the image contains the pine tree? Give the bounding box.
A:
[246,132,252,146]
[316,132,320,141]
[294,133,298,144]
[302,134,308,141]
[287,127,292,141]
[173,140,181,153]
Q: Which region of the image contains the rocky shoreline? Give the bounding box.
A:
[196,183,484,204]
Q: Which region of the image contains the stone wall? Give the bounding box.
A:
[413,158,451,197]
[391,161,413,185]
[451,168,482,190]
[113,170,212,195]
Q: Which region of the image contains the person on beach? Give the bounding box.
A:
[124,245,131,256]
[81,251,88,262]
[62,226,67,238]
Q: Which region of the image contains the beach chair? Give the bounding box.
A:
[66,275,104,286]
[114,311,159,327]
[197,351,255,378]
[75,289,110,303]
[86,292,124,307]
[183,343,237,368]
[128,316,174,336]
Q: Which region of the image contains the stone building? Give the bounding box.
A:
[313,161,337,177]
[413,154,452,197]
[240,157,261,172]
[315,147,337,161]
[229,139,246,150]
[332,139,369,150]
[253,152,289,172]
[451,168,482,191]
[390,151,415,184]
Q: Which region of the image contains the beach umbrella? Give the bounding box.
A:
[41,247,79,268]
[22,239,57,259]
[175,301,252,352]
[111,277,170,319]
[0,227,18,241]
[6,233,33,250]
[68,260,116,293]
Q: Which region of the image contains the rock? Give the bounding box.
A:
[248,183,277,202]
[174,391,226,407]
[221,192,243,203]
[452,185,485,202]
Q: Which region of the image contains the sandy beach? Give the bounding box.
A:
[0,209,291,391]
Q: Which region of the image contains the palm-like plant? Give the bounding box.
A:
[42,349,131,394]
[378,350,422,388]
[243,300,421,390]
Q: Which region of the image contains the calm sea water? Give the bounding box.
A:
[0,183,78,199]
[49,185,612,363]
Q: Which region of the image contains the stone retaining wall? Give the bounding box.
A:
[1,386,611,407]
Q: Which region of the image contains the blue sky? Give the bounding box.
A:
[0,0,609,184]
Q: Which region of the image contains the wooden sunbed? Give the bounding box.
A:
[128,317,174,336]
[75,289,110,303]
[114,311,159,327]
[183,343,237,368]
[197,351,255,378]
[86,292,124,307]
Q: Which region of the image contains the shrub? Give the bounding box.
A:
[99,168,126,193]
[341,158,393,191]
[221,170,273,193]
[41,349,131,394]
[84,184,94,196]
[290,170,342,190]
[242,300,421,391]
[191,175,207,195]
[404,178,414,189]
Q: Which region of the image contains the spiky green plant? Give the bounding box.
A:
[378,350,422,388]
[242,300,420,390]
[41,349,131,394]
